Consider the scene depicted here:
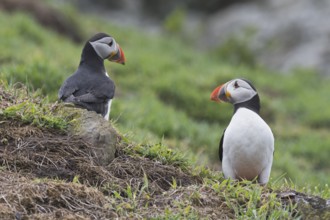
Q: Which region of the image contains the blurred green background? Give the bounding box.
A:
[0,0,329,189]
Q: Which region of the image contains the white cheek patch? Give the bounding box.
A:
[90,38,119,60]
[225,79,258,104]
[90,41,111,59]
[112,40,118,52]
[231,89,257,104]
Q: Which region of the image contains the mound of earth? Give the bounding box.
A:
[0,119,202,218]
[0,84,204,219]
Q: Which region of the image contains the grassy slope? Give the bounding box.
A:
[1,81,325,219]
[0,8,329,194]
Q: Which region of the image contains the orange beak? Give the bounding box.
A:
[210,85,223,102]
[210,84,230,102]
[108,43,126,65]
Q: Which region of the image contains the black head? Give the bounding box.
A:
[88,33,112,42]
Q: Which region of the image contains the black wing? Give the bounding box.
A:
[58,75,78,100]
[219,129,226,162]
[58,72,115,101]
[58,71,115,116]
[90,79,115,100]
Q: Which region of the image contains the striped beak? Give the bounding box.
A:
[210,84,230,102]
[108,43,126,65]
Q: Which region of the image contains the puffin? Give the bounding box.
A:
[58,33,126,120]
[210,78,274,185]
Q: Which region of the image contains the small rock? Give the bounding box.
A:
[66,107,120,165]
[278,190,330,219]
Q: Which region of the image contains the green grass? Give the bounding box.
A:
[127,143,190,169]
[0,6,329,193]
[1,101,67,130]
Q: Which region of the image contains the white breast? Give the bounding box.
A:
[222,108,274,182]
[104,99,112,121]
[104,72,112,121]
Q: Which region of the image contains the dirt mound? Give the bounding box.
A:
[0,120,201,191]
[0,84,202,218]
[0,116,202,218]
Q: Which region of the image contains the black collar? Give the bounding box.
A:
[233,95,260,114]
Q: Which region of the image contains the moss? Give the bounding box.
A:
[126,143,190,171]
[1,101,68,130]
[0,81,68,131]
[54,104,83,129]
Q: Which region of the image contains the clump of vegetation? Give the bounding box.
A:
[127,143,190,170]
[0,81,68,130]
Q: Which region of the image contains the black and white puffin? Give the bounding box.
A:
[210,78,274,184]
[58,33,126,120]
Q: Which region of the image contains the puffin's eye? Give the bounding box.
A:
[109,41,113,46]
[234,81,239,88]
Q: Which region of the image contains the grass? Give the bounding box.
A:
[0,3,329,195]
[127,143,190,170]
